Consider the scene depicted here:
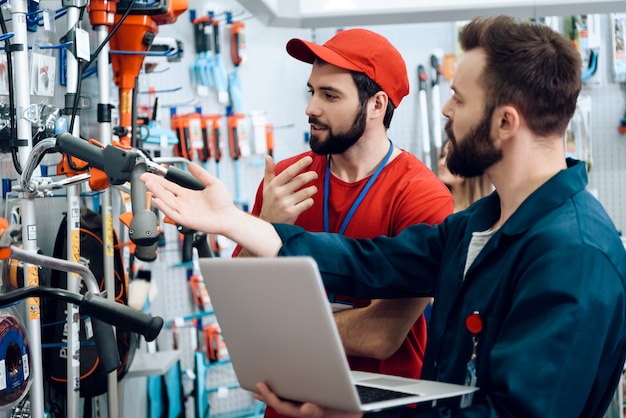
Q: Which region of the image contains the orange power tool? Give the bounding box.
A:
[109,0,187,146]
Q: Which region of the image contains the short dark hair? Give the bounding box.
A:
[351,72,395,130]
[459,16,582,136]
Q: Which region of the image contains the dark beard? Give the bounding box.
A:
[445,106,503,177]
[309,102,367,155]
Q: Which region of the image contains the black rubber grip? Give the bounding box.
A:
[55,132,105,170]
[213,21,220,54]
[193,234,214,258]
[80,292,164,342]
[182,233,194,263]
[91,318,122,374]
[164,166,205,190]
[133,241,158,262]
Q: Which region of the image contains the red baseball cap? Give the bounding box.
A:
[286,29,409,108]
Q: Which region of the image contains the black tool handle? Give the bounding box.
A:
[213,20,221,54]
[56,133,138,184]
[199,126,211,162]
[230,125,241,160]
[55,132,105,170]
[182,232,194,263]
[80,292,164,342]
[430,54,442,86]
[418,65,427,91]
[193,233,214,258]
[91,318,122,374]
[213,126,222,162]
[165,166,205,190]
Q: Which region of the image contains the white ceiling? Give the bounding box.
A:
[235,0,626,27]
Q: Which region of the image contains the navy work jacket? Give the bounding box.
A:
[275,159,626,417]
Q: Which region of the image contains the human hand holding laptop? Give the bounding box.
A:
[254,382,364,418]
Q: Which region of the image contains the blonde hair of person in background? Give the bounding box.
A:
[437,139,493,212]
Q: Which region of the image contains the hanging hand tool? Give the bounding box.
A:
[197,113,215,163]
[202,113,223,180]
[229,15,244,67]
[171,111,195,161]
[430,54,444,156]
[191,12,213,94]
[227,111,244,161]
[213,122,223,180]
[227,110,249,209]
[203,325,222,363]
[211,17,230,105]
[227,14,245,112]
[209,115,223,166]
[417,65,431,170]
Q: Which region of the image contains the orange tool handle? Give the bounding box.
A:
[230,21,245,67]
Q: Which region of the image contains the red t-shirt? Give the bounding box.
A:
[233,150,453,417]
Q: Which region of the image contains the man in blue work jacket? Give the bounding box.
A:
[142,15,626,418]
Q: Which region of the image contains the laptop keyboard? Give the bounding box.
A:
[356,385,417,404]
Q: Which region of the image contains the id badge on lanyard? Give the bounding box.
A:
[460,311,482,408]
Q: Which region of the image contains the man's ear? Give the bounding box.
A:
[494,105,520,141]
[370,91,388,118]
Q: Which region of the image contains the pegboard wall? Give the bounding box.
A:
[0,0,625,417]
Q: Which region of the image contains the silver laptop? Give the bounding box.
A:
[198,256,476,413]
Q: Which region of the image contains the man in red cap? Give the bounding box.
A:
[231,28,453,418]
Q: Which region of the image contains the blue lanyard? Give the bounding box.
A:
[323,140,394,234]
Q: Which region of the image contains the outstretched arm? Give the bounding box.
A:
[140,162,282,257]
